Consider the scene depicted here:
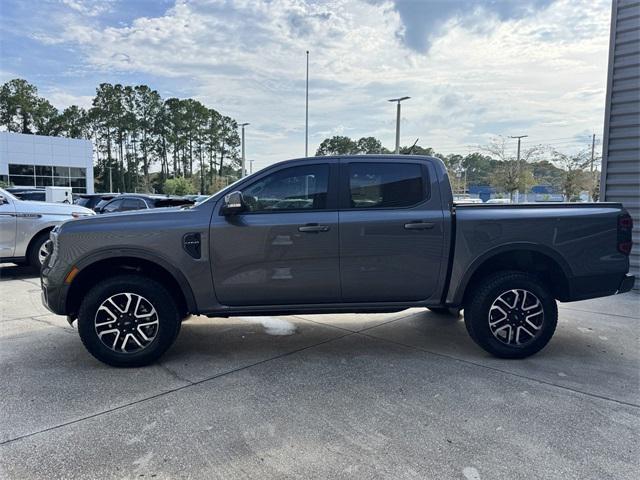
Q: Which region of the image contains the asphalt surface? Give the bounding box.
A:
[1,263,638,479]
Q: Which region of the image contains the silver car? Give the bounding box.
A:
[0,187,94,268]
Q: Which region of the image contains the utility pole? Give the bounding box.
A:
[305,50,309,157]
[249,159,254,175]
[388,97,410,154]
[240,123,249,177]
[509,135,528,202]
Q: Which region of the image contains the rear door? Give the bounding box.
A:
[209,161,341,306]
[338,158,446,302]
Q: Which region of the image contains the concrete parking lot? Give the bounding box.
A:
[0,263,638,479]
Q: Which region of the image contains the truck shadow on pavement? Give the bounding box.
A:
[0,263,39,281]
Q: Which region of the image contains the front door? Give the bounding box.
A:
[338,159,446,302]
[0,192,17,258]
[210,162,340,306]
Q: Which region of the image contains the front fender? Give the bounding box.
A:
[69,247,198,313]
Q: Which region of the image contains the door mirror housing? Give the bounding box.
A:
[221,191,246,215]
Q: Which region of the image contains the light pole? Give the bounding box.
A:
[305,50,309,157]
[388,96,410,154]
[240,123,249,177]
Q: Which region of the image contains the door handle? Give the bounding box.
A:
[404,221,435,230]
[298,223,330,233]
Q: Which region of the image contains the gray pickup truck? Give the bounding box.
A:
[40,155,634,367]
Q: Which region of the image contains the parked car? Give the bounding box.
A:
[73,194,118,211]
[486,198,512,204]
[0,188,94,268]
[95,194,194,213]
[41,155,634,367]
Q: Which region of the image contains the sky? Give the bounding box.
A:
[0,0,612,170]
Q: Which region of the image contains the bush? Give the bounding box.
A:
[163,177,195,196]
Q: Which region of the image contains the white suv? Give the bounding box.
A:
[0,188,94,268]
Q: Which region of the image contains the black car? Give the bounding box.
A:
[73,193,118,211]
[95,194,194,213]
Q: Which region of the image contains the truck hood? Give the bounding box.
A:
[16,199,94,216]
[64,206,192,228]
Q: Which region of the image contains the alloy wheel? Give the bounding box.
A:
[488,289,544,346]
[94,293,159,353]
[38,241,50,265]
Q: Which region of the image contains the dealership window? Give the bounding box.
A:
[8,163,88,193]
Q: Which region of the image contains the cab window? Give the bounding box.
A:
[347,162,426,209]
[242,164,329,212]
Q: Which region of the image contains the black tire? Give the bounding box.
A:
[77,274,181,367]
[427,307,460,316]
[464,271,557,359]
[27,231,50,270]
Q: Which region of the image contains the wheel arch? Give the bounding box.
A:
[25,226,55,262]
[454,244,573,305]
[65,250,197,318]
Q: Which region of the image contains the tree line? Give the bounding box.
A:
[315,135,599,201]
[0,78,241,194]
[0,78,598,200]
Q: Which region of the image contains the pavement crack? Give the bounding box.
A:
[291,310,418,334]
[0,330,355,447]
[356,331,640,410]
[157,362,195,385]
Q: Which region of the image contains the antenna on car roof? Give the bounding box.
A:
[407,138,419,155]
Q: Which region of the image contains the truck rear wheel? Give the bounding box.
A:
[77,275,181,367]
[464,271,557,358]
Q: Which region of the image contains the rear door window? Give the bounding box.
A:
[346,162,426,209]
[121,199,147,211]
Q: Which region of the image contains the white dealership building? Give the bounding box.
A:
[0,131,94,194]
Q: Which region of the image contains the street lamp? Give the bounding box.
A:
[240,123,250,177]
[388,96,410,154]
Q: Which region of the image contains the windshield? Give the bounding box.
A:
[0,188,18,201]
[74,197,92,207]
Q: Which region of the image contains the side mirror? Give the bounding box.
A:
[221,191,246,215]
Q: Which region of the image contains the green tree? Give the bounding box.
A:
[0,79,59,134]
[484,137,541,200]
[356,136,387,154]
[163,176,195,196]
[552,149,591,201]
[55,105,89,138]
[315,135,359,155]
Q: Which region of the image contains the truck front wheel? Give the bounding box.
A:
[77,275,181,367]
[464,271,557,358]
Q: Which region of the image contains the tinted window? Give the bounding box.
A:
[74,197,92,207]
[103,199,124,212]
[242,164,329,212]
[348,163,425,208]
[121,199,146,211]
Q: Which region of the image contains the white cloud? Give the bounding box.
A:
[40,0,610,165]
